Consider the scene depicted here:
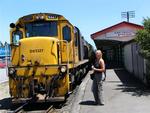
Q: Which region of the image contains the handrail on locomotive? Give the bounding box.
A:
[58,40,69,76]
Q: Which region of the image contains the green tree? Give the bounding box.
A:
[135,18,150,59]
[136,18,150,85]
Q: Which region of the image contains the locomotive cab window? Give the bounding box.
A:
[12,30,22,45]
[63,25,71,42]
[25,21,58,37]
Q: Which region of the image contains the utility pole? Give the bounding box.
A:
[121,11,135,22]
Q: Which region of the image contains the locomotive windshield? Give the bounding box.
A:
[25,21,58,37]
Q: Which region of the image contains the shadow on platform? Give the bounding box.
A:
[79,100,96,106]
[0,97,12,110]
[114,69,150,97]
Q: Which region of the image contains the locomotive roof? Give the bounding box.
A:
[18,13,68,22]
[12,13,75,28]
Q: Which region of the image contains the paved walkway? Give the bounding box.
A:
[1,69,150,113]
[0,82,9,100]
[72,69,150,113]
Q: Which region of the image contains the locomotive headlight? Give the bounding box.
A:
[40,15,44,19]
[35,15,44,20]
[60,66,67,73]
[36,16,40,20]
[9,68,15,75]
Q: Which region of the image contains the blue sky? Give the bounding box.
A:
[0,0,150,48]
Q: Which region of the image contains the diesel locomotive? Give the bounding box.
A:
[8,13,94,103]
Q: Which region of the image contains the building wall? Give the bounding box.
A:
[95,27,137,40]
[124,44,133,73]
[124,42,145,83]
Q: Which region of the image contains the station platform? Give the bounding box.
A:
[1,69,150,113]
[71,69,150,113]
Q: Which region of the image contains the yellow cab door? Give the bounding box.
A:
[59,23,74,65]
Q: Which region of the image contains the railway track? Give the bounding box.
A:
[7,102,56,113]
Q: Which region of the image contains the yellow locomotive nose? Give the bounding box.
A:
[19,37,58,66]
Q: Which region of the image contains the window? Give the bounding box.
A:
[63,25,71,42]
[75,32,78,46]
[25,21,58,37]
[12,31,22,45]
[74,28,78,47]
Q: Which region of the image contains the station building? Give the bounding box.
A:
[0,42,10,58]
[0,42,11,68]
[91,21,143,69]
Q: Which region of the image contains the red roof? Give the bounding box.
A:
[91,21,143,39]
